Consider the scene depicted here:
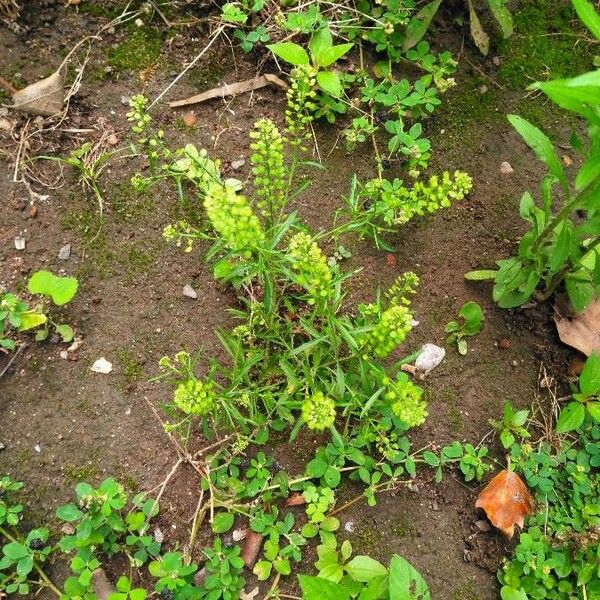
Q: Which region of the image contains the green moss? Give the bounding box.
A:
[497,0,595,90]
[451,580,483,600]
[448,407,463,435]
[120,243,157,281]
[117,348,144,383]
[65,464,99,483]
[390,515,417,538]
[111,181,155,222]
[107,26,162,72]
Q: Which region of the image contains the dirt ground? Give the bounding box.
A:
[0,1,589,598]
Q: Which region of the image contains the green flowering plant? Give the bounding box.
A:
[343,170,473,250]
[301,392,336,431]
[287,232,333,307]
[383,372,427,428]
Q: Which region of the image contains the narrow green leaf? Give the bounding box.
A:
[572,0,600,40]
[402,0,443,51]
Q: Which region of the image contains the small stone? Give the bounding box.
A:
[232,528,247,542]
[432,500,439,511]
[563,154,573,166]
[475,519,491,532]
[60,350,68,360]
[415,343,445,374]
[91,357,113,374]
[125,407,131,415]
[500,161,514,175]
[512,360,519,367]
[479,85,488,94]
[183,284,197,299]
[58,244,71,260]
[34,444,41,453]
[182,112,197,127]
[61,524,75,535]
[498,338,511,349]
[67,337,83,353]
[344,520,355,533]
[492,56,501,66]
[231,158,246,170]
[0,443,5,451]
[29,206,37,218]
[107,134,119,146]
[107,26,115,34]
[120,95,131,106]
[14,236,25,250]
[134,17,144,26]
[154,527,164,544]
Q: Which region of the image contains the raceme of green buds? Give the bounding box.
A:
[126,94,151,134]
[383,377,427,428]
[173,378,216,416]
[287,232,332,305]
[204,183,265,257]
[367,304,413,359]
[385,271,419,307]
[250,118,286,222]
[301,391,336,431]
[360,170,472,226]
[168,144,221,193]
[285,64,318,148]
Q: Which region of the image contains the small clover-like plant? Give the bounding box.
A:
[556,352,600,433]
[490,402,530,449]
[0,270,78,350]
[445,301,484,355]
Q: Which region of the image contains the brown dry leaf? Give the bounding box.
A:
[386,253,397,267]
[12,71,64,116]
[475,469,533,537]
[182,111,197,127]
[240,587,259,600]
[554,299,600,357]
[467,0,490,55]
[91,569,114,600]
[284,492,306,507]
[241,530,264,568]
[169,74,288,109]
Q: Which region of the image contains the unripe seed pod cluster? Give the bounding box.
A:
[301,391,336,431]
[173,378,216,416]
[287,232,332,305]
[204,184,265,257]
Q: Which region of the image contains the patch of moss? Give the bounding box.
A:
[111,181,155,222]
[117,348,144,383]
[497,0,595,90]
[120,243,157,281]
[448,407,464,435]
[451,579,484,600]
[390,514,418,538]
[107,26,162,72]
[65,464,99,483]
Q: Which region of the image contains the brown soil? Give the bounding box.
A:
[0,2,581,599]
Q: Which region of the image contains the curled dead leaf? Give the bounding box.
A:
[475,469,533,537]
[241,530,263,568]
[554,299,600,357]
[12,71,65,117]
[284,492,306,507]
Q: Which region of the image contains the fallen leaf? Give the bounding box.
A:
[12,71,64,117]
[240,587,259,600]
[182,111,197,127]
[467,0,490,55]
[169,74,288,109]
[475,469,533,537]
[91,569,114,600]
[284,492,306,507]
[555,299,600,357]
[106,133,119,146]
[386,253,397,267]
[241,530,263,568]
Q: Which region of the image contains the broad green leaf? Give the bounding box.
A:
[345,555,388,582]
[565,274,595,312]
[253,560,272,581]
[316,43,354,68]
[572,0,600,40]
[16,556,33,578]
[556,401,586,433]
[576,153,600,190]
[3,542,29,560]
[389,554,431,600]
[317,70,342,97]
[298,575,351,600]
[28,271,78,306]
[402,0,443,51]
[500,587,528,600]
[267,42,310,66]
[579,352,600,396]
[56,504,84,522]
[587,401,600,422]
[309,27,333,61]
[464,269,497,280]
[508,115,568,192]
[459,301,484,334]
[16,311,47,332]
[55,324,75,343]
[211,511,234,533]
[487,0,513,37]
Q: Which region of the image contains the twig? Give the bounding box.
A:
[0,343,27,380]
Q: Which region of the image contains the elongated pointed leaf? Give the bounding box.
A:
[572,0,600,40]
[266,42,310,66]
[403,0,443,51]
[487,0,513,37]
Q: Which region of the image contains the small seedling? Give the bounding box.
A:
[445,301,483,354]
[489,402,530,449]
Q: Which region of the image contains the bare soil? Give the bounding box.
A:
[0,2,584,599]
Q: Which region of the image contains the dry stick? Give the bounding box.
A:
[150,24,226,109]
[0,343,27,380]
[0,75,17,94]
